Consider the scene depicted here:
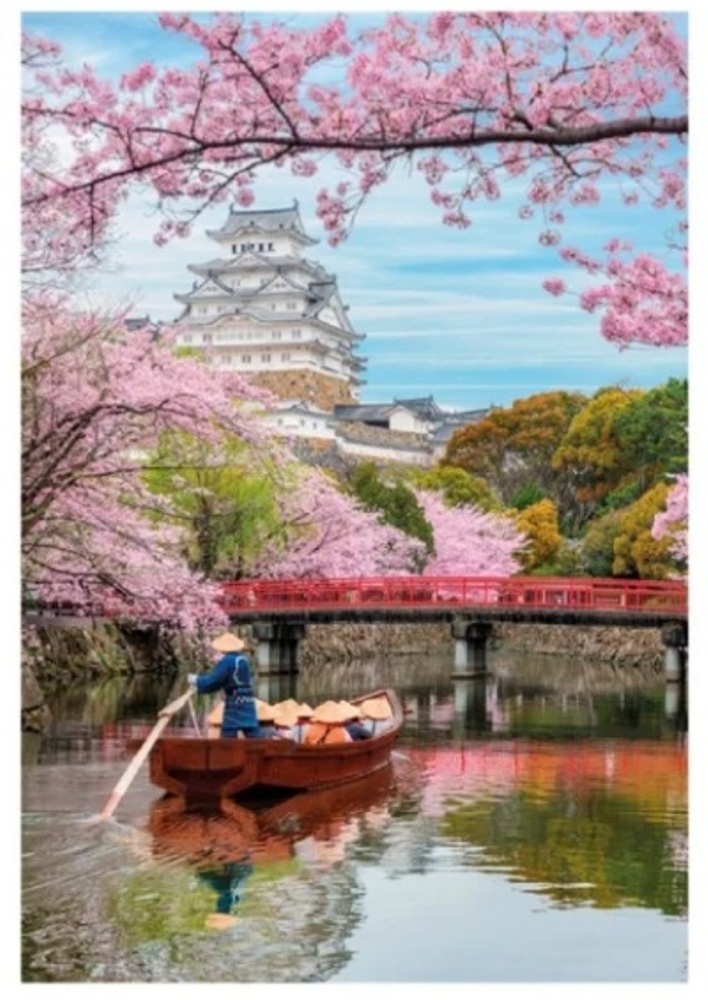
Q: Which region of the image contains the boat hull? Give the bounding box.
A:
[132,688,402,802]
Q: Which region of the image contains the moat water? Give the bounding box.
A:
[20,648,688,984]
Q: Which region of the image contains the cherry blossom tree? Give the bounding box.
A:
[252,468,426,578]
[415,490,525,576]
[651,473,688,570]
[22,11,687,347]
[21,294,274,628]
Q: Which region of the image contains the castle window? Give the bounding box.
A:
[182,335,192,344]
[272,331,281,340]
[287,301,296,309]
[268,242,275,251]
[203,333,212,344]
[242,354,251,363]
[261,353,271,362]
[282,352,290,361]
[293,330,302,339]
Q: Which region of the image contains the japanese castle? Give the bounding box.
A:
[168,201,489,466]
[173,202,366,409]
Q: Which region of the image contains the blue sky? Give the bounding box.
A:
[19,4,691,413]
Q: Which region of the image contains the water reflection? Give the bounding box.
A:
[21,650,688,982]
[95,767,400,980]
[405,739,687,915]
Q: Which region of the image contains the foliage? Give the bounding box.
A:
[594,480,645,516]
[23,12,687,348]
[579,510,625,579]
[613,483,675,579]
[611,377,688,491]
[513,499,562,572]
[143,431,283,578]
[530,540,585,578]
[444,391,587,509]
[410,464,501,511]
[552,386,645,508]
[510,482,547,512]
[347,462,434,556]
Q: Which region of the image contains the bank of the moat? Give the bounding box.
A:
[21,618,672,731]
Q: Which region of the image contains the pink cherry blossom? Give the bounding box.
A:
[22,12,687,348]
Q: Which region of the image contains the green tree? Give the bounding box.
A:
[347,462,434,555]
[579,509,625,578]
[611,377,688,492]
[409,464,501,510]
[144,431,282,578]
[552,386,645,514]
[510,481,547,511]
[613,482,676,579]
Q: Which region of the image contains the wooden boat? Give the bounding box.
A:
[130,688,402,803]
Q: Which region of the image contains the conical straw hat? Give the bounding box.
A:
[360,696,392,721]
[311,700,347,724]
[256,702,277,723]
[338,700,363,720]
[212,632,246,653]
[273,698,299,714]
[274,706,299,728]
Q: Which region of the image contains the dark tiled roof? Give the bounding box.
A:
[206,203,316,243]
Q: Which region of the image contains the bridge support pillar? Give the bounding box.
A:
[661,622,688,683]
[451,619,494,677]
[252,622,306,675]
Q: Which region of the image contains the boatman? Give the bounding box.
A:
[187,632,259,738]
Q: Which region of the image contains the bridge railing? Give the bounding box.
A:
[218,576,688,615]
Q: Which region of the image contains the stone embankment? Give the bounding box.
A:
[297,621,665,671]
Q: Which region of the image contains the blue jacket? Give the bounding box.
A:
[196,652,258,736]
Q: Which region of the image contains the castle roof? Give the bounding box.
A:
[206,202,317,244]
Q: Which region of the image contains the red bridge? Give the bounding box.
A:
[218,575,687,680]
[217,575,687,680]
[24,575,687,680]
[219,575,687,620]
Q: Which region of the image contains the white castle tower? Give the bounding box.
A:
[172,202,366,409]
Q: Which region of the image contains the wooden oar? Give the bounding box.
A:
[188,693,202,737]
[98,688,194,821]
